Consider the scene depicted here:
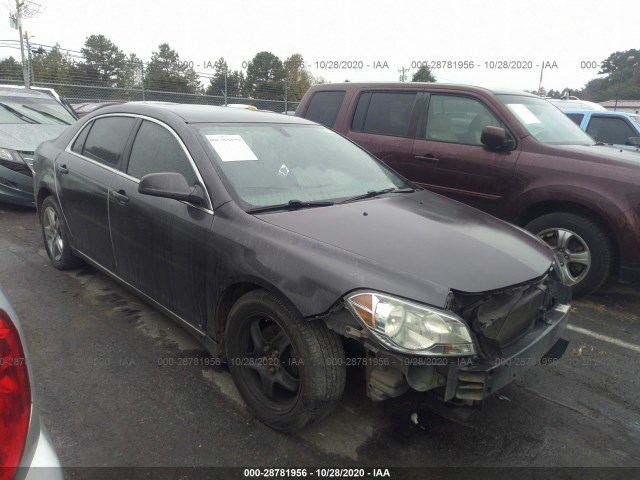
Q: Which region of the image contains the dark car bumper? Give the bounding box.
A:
[0,165,35,207]
[445,303,570,402]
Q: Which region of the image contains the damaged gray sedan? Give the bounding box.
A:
[33,103,570,432]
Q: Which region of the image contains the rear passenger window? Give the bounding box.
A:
[304,91,345,128]
[360,92,417,137]
[82,117,135,167]
[586,116,636,145]
[127,120,197,185]
[566,113,584,126]
[71,123,91,154]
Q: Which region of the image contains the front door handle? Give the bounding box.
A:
[414,154,439,163]
[56,164,69,175]
[111,189,130,204]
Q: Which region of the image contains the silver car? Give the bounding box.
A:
[0,288,63,479]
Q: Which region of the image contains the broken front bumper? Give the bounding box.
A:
[445,303,570,402]
[360,303,570,404]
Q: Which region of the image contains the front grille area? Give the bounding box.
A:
[449,275,562,358]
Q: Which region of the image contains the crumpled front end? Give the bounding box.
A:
[325,271,571,407]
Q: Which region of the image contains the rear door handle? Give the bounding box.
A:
[111,189,130,204]
[56,164,69,175]
[414,154,439,163]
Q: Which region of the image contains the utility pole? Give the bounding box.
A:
[10,0,43,89]
[25,31,34,86]
[284,72,288,113]
[140,62,145,101]
[224,67,228,106]
[537,63,544,96]
[398,66,409,82]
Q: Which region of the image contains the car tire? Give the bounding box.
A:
[525,212,613,297]
[225,289,346,432]
[40,196,82,270]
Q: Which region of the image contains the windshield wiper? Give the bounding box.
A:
[0,102,40,124]
[22,105,71,125]
[339,187,416,204]
[246,199,335,214]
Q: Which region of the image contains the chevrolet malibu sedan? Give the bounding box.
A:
[33,104,570,431]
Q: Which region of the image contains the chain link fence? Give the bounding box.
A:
[1,78,300,113]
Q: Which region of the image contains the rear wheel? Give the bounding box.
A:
[40,196,82,270]
[225,289,346,432]
[525,212,613,297]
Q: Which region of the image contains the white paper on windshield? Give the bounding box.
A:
[206,135,258,162]
[508,104,541,124]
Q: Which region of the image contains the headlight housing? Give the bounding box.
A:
[0,148,34,175]
[345,291,476,356]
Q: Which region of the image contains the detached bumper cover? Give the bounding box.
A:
[445,303,570,402]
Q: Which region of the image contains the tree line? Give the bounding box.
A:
[0,34,319,102]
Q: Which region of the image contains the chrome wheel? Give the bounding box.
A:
[537,228,591,286]
[43,206,64,262]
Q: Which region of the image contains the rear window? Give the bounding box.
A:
[303,91,345,128]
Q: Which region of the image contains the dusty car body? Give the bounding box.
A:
[33,104,569,431]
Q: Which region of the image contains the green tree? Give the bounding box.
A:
[30,45,78,84]
[80,35,126,86]
[599,49,640,74]
[284,53,312,101]
[0,57,23,82]
[411,65,436,82]
[205,58,244,99]
[243,51,285,99]
[144,43,201,93]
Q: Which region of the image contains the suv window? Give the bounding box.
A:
[304,91,345,128]
[127,120,197,184]
[586,116,637,145]
[566,113,584,126]
[425,95,504,145]
[82,117,135,167]
[358,92,418,137]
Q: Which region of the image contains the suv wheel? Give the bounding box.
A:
[40,196,82,270]
[224,289,346,432]
[525,212,613,297]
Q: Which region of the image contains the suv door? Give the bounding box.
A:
[347,91,420,174]
[409,94,519,216]
[57,115,137,271]
[108,119,213,327]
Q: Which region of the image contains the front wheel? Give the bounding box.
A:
[525,212,613,297]
[225,290,346,432]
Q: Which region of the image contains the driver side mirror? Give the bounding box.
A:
[138,172,205,206]
[626,137,640,147]
[481,126,513,150]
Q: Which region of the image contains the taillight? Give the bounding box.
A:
[0,308,31,480]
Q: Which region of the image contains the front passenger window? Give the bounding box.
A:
[425,95,505,146]
[127,121,197,185]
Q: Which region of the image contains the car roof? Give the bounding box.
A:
[0,85,58,100]
[562,109,639,117]
[304,82,537,97]
[94,102,316,125]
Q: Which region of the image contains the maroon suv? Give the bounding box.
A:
[296,83,640,296]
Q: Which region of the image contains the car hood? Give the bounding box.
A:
[257,190,554,295]
[552,143,640,164]
[0,124,67,152]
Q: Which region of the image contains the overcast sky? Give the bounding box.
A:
[0,0,637,92]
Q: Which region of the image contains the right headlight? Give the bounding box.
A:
[345,291,476,356]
